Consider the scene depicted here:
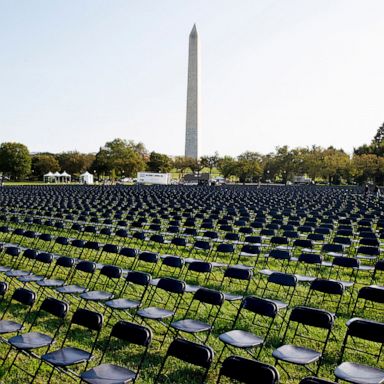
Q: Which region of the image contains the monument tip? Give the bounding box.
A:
[190,24,198,37]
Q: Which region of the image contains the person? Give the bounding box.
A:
[364,184,369,197]
[374,185,381,198]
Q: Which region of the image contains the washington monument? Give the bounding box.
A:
[185,24,200,159]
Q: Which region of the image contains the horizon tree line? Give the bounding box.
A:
[0,123,384,184]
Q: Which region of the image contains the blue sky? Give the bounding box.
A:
[0,0,383,156]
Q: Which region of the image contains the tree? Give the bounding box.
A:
[235,151,263,182]
[94,139,146,178]
[217,156,237,179]
[56,152,95,176]
[352,154,379,183]
[0,142,31,180]
[173,156,192,179]
[200,152,219,175]
[32,154,60,178]
[373,122,384,145]
[147,152,172,173]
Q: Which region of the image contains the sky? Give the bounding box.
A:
[0,0,383,156]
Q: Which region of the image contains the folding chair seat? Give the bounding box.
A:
[169,287,225,343]
[305,278,345,316]
[272,306,334,378]
[334,318,384,384]
[3,297,69,380]
[39,308,103,381]
[155,338,214,384]
[80,321,152,384]
[217,355,280,384]
[218,296,278,362]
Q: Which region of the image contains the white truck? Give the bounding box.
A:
[137,172,171,185]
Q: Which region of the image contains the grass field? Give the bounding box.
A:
[0,196,382,383]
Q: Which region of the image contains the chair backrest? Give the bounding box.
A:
[12,288,36,306]
[40,297,69,319]
[125,271,151,286]
[194,287,224,306]
[166,338,214,368]
[289,306,334,330]
[157,278,186,294]
[71,308,103,331]
[268,272,297,287]
[345,317,384,344]
[241,296,278,318]
[224,266,253,281]
[218,356,279,384]
[310,279,344,295]
[75,260,97,273]
[357,285,384,304]
[111,320,152,346]
[188,261,212,273]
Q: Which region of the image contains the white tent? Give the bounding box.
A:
[43,171,71,183]
[60,171,71,183]
[43,172,55,183]
[80,171,94,185]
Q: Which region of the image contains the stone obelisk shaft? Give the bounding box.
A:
[185,24,199,159]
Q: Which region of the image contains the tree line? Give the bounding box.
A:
[0,123,384,184]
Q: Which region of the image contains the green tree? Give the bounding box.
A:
[217,156,237,179]
[94,139,146,178]
[56,152,95,176]
[200,152,219,175]
[0,142,31,180]
[235,151,263,182]
[147,152,172,173]
[173,156,192,179]
[32,154,60,178]
[373,122,384,145]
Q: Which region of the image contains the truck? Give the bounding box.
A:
[137,172,171,185]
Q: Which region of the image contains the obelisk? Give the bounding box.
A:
[185,24,200,159]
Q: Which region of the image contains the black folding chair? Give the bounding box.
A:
[38,308,103,382]
[334,318,384,384]
[168,287,225,343]
[217,355,279,384]
[155,338,214,383]
[80,321,152,384]
[272,306,334,378]
[3,297,69,381]
[218,296,278,363]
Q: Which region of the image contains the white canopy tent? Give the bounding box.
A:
[80,171,94,185]
[43,171,71,183]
